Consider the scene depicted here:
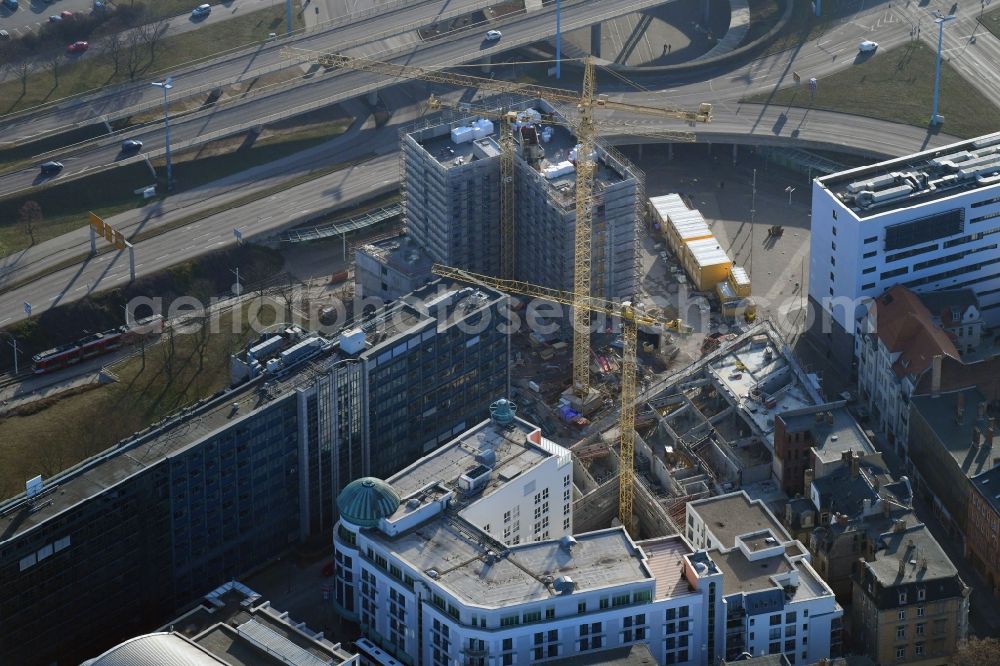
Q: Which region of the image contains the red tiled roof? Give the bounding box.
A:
[871,286,960,379]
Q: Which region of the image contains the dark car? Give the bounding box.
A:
[2,0,19,11]
[40,161,64,176]
[121,139,143,153]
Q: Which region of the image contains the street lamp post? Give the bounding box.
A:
[151,77,174,190]
[3,334,21,374]
[931,13,956,126]
[555,0,561,79]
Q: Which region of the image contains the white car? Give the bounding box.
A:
[859,40,879,53]
[191,3,211,17]
[485,30,502,41]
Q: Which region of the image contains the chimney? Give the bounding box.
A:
[931,355,942,396]
[979,401,988,419]
[837,513,849,526]
[804,468,815,492]
[893,518,907,533]
[988,424,995,449]
[883,500,891,517]
[957,392,966,422]
[898,558,906,576]
[851,451,860,479]
[973,428,981,449]
[826,411,835,425]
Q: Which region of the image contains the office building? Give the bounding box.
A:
[355,235,435,303]
[82,580,359,665]
[808,131,1000,368]
[332,400,714,666]
[401,99,642,299]
[966,464,1000,598]
[0,278,507,666]
[851,522,969,665]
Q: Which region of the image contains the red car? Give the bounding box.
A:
[60,10,73,18]
[66,40,88,53]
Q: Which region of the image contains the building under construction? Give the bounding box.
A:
[401,98,642,299]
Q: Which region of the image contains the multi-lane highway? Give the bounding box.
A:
[0,0,996,326]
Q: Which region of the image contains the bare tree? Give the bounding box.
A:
[954,638,1000,666]
[15,60,30,95]
[19,201,42,246]
[123,28,147,81]
[46,51,62,86]
[105,31,125,75]
[142,18,170,61]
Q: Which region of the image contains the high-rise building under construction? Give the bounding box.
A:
[400,99,642,299]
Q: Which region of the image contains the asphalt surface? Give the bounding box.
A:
[0,0,997,326]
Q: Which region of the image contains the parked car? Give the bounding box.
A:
[121,139,143,153]
[191,3,211,17]
[48,14,62,21]
[859,40,879,53]
[60,10,73,18]
[0,30,9,39]
[2,0,19,11]
[484,29,502,41]
[40,161,64,176]
[66,40,89,53]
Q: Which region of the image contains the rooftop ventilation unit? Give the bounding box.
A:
[560,535,578,552]
[553,575,576,594]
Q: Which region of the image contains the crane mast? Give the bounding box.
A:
[430,264,681,533]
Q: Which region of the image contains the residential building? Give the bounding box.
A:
[965,464,1000,597]
[332,401,713,666]
[851,522,969,665]
[687,530,843,665]
[401,99,641,299]
[773,403,879,496]
[803,460,916,602]
[917,289,984,355]
[907,387,997,539]
[81,580,359,665]
[0,277,508,666]
[686,490,793,551]
[808,131,1000,370]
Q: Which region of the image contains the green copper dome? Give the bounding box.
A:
[337,477,400,528]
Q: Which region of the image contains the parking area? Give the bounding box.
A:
[626,142,814,336]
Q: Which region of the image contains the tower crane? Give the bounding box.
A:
[431,263,685,535]
[281,47,710,405]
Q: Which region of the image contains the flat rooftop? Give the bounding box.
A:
[866,522,958,586]
[637,536,695,600]
[386,416,555,502]
[711,547,830,602]
[371,523,651,608]
[819,131,1000,218]
[910,387,994,479]
[780,403,875,465]
[357,236,434,280]
[0,278,503,544]
[688,491,791,548]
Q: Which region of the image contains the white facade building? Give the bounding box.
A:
[688,531,843,665]
[808,132,1000,368]
[331,401,713,666]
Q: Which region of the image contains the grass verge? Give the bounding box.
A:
[741,41,1000,139]
[0,107,352,256]
[0,2,302,115]
[0,301,278,499]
